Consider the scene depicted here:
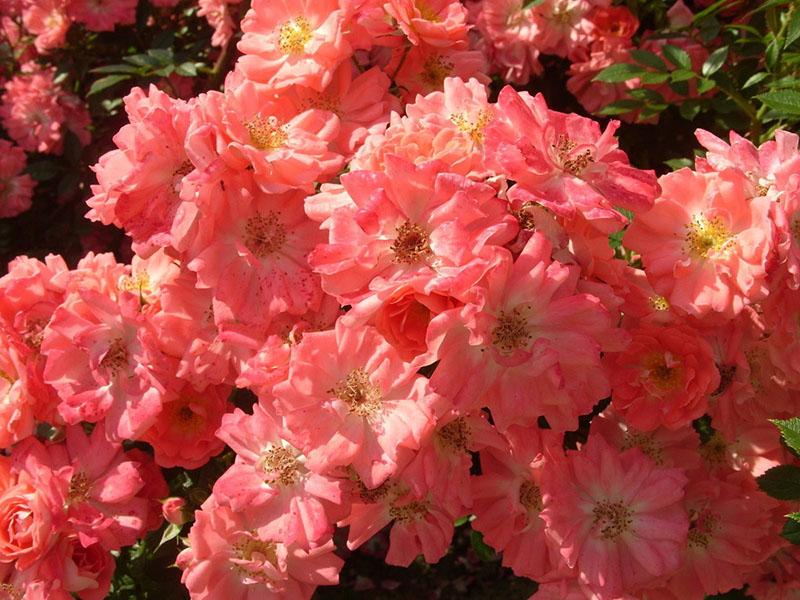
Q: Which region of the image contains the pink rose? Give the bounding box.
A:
[162,497,188,526]
[0,483,57,570]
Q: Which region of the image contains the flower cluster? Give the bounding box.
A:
[1,0,799,599]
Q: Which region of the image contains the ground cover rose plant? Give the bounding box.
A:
[1,0,800,598]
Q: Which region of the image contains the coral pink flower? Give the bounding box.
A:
[607,323,720,431]
[429,232,621,432]
[625,168,774,319]
[237,0,351,92]
[585,5,639,44]
[307,155,517,303]
[341,472,456,567]
[141,381,230,469]
[471,426,559,579]
[533,0,608,60]
[0,475,58,570]
[42,289,165,441]
[0,331,35,449]
[384,0,469,47]
[540,435,689,598]
[197,0,242,47]
[162,497,188,526]
[186,76,343,193]
[37,537,114,600]
[214,403,348,549]
[485,87,658,229]
[665,471,785,598]
[273,320,436,488]
[177,496,343,600]
[67,0,137,31]
[391,44,490,101]
[567,43,640,116]
[22,0,69,53]
[87,86,194,257]
[0,139,35,218]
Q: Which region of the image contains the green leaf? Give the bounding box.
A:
[470,529,496,562]
[156,523,183,551]
[175,61,198,76]
[671,69,696,82]
[696,77,717,94]
[757,89,800,115]
[629,88,665,102]
[123,53,161,68]
[766,39,782,70]
[702,46,729,76]
[782,517,800,545]
[669,79,690,96]
[788,512,800,523]
[522,0,544,7]
[90,64,141,75]
[679,99,704,120]
[454,515,471,527]
[662,44,693,70]
[757,464,800,500]
[771,418,800,454]
[693,0,732,23]
[593,63,645,83]
[639,71,670,85]
[787,8,800,48]
[147,47,174,65]
[743,72,769,89]
[664,157,694,170]
[88,74,131,96]
[629,49,667,71]
[596,99,642,116]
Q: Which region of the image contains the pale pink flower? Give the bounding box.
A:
[485,87,659,229]
[141,381,230,469]
[607,323,720,431]
[22,0,69,53]
[625,168,774,319]
[68,0,137,31]
[214,403,348,549]
[540,435,689,597]
[307,155,517,303]
[533,0,610,60]
[237,0,351,92]
[384,0,469,47]
[87,85,194,257]
[0,139,34,219]
[429,232,621,432]
[273,320,436,488]
[665,471,785,598]
[177,496,343,600]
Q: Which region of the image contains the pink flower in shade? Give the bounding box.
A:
[540,435,689,598]
[0,475,59,570]
[124,447,169,533]
[37,537,114,600]
[237,0,351,92]
[746,546,800,600]
[177,496,343,600]
[664,471,785,598]
[606,323,719,431]
[567,43,640,117]
[286,64,398,156]
[140,381,230,469]
[67,0,137,31]
[625,168,774,319]
[0,139,34,218]
[471,426,560,580]
[307,156,517,303]
[390,44,490,102]
[162,497,188,526]
[198,0,242,47]
[87,86,194,257]
[41,289,165,441]
[273,320,436,488]
[22,0,69,53]
[585,5,639,44]
[186,76,343,193]
[429,232,622,432]
[532,0,609,60]
[341,472,456,567]
[384,0,469,47]
[13,425,153,550]
[214,403,348,549]
[764,286,800,386]
[485,87,659,230]
[695,423,791,480]
[0,563,60,600]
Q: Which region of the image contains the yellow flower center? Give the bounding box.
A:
[330,368,382,418]
[68,471,92,503]
[389,499,429,524]
[592,500,633,540]
[101,338,129,376]
[687,508,720,549]
[621,430,664,465]
[390,221,432,264]
[684,214,735,259]
[259,446,302,487]
[421,55,454,89]
[244,212,287,258]
[245,116,288,151]
[648,295,670,311]
[491,307,533,354]
[415,0,441,21]
[449,109,493,145]
[436,418,471,453]
[518,481,543,512]
[643,352,682,391]
[552,135,594,176]
[278,16,313,55]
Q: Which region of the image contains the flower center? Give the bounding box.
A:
[278,16,313,55]
[119,272,152,296]
[552,135,593,176]
[391,221,432,264]
[699,431,728,466]
[436,418,471,453]
[330,368,382,418]
[684,214,735,259]
[592,500,633,540]
[518,481,543,512]
[648,295,670,311]
[449,110,493,145]
[0,584,23,600]
[68,471,92,503]
[389,499,429,524]
[621,430,664,465]
[643,352,682,391]
[259,446,302,487]
[421,55,454,88]
[101,338,129,376]
[687,508,720,549]
[231,534,279,582]
[415,0,441,21]
[245,116,288,151]
[491,307,533,354]
[791,213,800,245]
[244,212,287,258]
